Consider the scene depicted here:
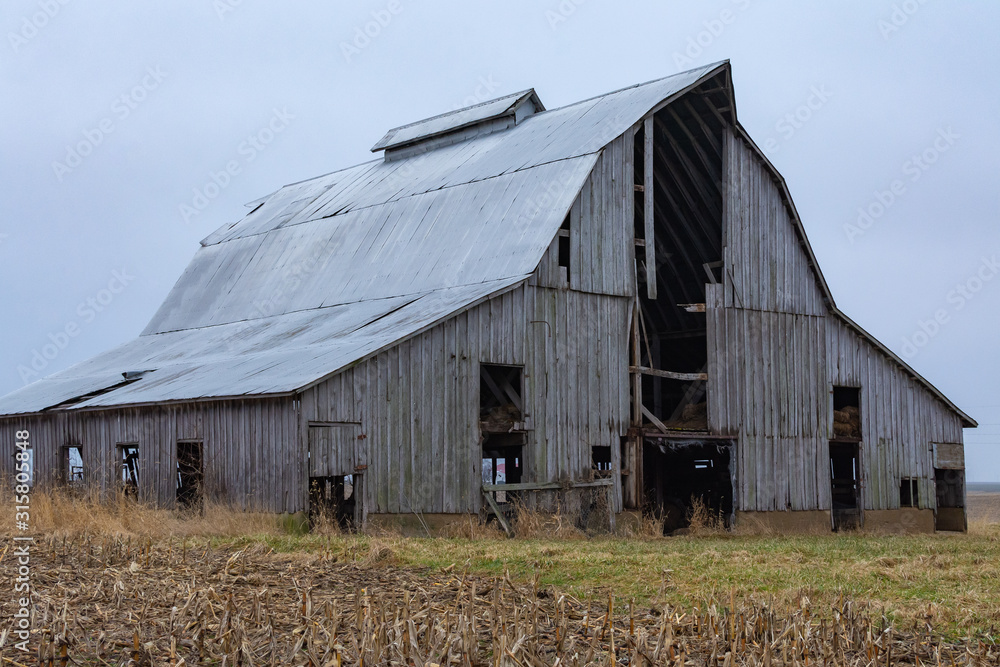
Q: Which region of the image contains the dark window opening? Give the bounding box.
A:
[480,364,523,432]
[117,444,139,497]
[176,441,203,510]
[309,475,357,531]
[592,445,612,477]
[482,433,524,505]
[558,214,571,273]
[62,445,83,486]
[832,386,861,440]
[642,441,732,534]
[899,477,918,508]
[830,441,860,531]
[934,468,965,531]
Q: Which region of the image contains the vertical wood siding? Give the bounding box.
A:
[0,398,301,513]
[721,130,826,317]
[826,317,965,511]
[300,283,632,516]
[710,127,967,514]
[533,134,635,298]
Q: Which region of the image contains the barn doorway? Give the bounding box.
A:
[934,468,966,531]
[642,439,733,533]
[176,441,203,511]
[307,423,363,531]
[308,474,359,530]
[829,442,860,531]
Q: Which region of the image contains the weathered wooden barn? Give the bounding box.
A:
[0,61,975,533]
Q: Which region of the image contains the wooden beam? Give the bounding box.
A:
[631,302,642,426]
[643,115,657,300]
[641,404,669,434]
[482,491,513,537]
[630,366,708,382]
[482,479,613,492]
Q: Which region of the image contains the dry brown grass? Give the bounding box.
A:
[685,496,726,535]
[14,485,285,539]
[8,535,998,665]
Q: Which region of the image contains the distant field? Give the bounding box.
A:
[968,482,1000,493]
[967,490,1000,524]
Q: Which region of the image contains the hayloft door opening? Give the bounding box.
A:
[829,442,860,531]
[176,441,203,510]
[642,441,733,534]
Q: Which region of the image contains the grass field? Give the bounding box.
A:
[1,490,997,664]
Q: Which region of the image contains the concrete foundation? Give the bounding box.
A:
[864,508,936,534]
[735,510,832,533]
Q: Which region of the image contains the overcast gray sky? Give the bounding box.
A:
[2,1,997,481]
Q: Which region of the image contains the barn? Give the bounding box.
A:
[0,61,975,534]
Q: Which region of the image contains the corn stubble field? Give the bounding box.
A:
[2,491,999,666]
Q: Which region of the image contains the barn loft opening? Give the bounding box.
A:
[832,386,861,440]
[480,364,523,430]
[632,73,731,431]
[176,440,203,511]
[642,440,732,534]
[117,444,139,497]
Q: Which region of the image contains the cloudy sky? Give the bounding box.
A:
[2,1,997,481]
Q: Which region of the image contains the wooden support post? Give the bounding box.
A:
[630,303,642,426]
[482,491,513,537]
[643,115,657,300]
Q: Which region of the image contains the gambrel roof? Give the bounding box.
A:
[0,62,975,426]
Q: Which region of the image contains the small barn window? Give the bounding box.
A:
[117,444,139,497]
[592,445,612,477]
[899,477,918,508]
[557,213,571,276]
[61,445,84,486]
